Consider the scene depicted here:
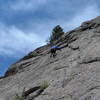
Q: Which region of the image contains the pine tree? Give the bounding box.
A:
[49,25,64,44]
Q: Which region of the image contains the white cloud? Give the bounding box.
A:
[0,23,45,57]
[62,4,100,31]
[0,3,99,58]
[26,4,100,44]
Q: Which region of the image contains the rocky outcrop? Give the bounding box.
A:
[19,45,50,61]
[4,45,50,77]
[0,16,100,100]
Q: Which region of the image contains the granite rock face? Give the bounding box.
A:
[1,16,100,100]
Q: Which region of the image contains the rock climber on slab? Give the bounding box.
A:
[50,45,61,58]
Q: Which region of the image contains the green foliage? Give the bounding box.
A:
[49,25,64,44]
[15,87,25,100]
[15,94,25,100]
[40,81,49,90]
[14,82,49,100]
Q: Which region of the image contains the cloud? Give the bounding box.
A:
[0,1,99,58]
[0,23,45,57]
[0,0,99,76]
[19,3,100,45]
[61,4,100,31]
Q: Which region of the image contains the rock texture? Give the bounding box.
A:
[1,16,100,100]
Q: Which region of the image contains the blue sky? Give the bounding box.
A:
[0,0,100,76]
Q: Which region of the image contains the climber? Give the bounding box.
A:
[50,45,61,58]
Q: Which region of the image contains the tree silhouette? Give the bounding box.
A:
[49,25,64,44]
